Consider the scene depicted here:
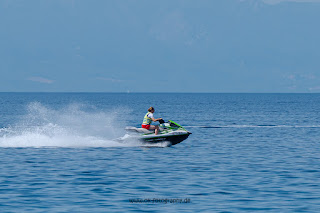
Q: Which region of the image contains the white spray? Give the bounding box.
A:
[0,102,144,148]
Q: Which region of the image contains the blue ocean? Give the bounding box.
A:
[0,93,320,212]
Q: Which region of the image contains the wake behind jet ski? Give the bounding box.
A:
[125,120,192,146]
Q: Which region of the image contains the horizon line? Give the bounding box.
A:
[0,92,320,94]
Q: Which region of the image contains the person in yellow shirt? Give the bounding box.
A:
[141,107,162,135]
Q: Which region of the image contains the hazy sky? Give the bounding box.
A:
[1,0,320,92]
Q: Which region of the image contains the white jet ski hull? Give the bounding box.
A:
[125,120,191,146]
[141,130,191,145]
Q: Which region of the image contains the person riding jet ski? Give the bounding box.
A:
[124,109,191,145]
[141,107,163,135]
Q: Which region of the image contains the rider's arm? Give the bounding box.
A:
[151,117,162,122]
[148,113,161,122]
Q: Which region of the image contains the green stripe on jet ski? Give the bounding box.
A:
[168,120,187,131]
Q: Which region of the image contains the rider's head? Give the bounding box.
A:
[148,107,154,113]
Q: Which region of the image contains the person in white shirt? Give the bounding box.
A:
[141,107,162,135]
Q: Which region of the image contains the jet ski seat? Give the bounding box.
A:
[125,127,154,134]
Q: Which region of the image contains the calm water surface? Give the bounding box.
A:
[0,93,320,212]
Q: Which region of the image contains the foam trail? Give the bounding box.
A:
[0,102,141,148]
[115,134,171,148]
[185,125,320,128]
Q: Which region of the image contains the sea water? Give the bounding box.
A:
[0,93,320,212]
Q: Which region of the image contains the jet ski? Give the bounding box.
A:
[125,120,191,145]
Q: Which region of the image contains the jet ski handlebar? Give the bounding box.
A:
[159,119,165,124]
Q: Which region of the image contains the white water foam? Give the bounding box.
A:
[0,102,143,148]
[114,134,171,148]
